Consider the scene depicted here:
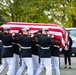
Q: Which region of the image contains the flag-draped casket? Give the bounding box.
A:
[1,22,69,49]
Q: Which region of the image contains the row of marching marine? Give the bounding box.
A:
[0,26,60,75]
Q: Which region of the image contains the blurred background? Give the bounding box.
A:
[0,0,76,27]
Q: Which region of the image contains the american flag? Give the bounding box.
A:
[1,22,69,48]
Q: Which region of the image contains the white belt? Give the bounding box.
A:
[54,45,60,48]
[40,46,50,49]
[36,44,40,47]
[21,46,31,49]
[3,45,12,48]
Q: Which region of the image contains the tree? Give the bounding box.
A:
[43,0,76,27]
[0,0,76,27]
[0,15,6,25]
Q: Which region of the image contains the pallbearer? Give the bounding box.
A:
[16,27,33,75]
[0,27,15,75]
[12,33,20,75]
[32,32,40,74]
[51,35,60,75]
[35,28,53,75]
[0,27,3,64]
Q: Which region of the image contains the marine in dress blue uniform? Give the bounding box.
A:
[16,28,34,75]
[0,27,3,64]
[12,33,20,75]
[32,34,39,74]
[0,27,16,75]
[35,28,54,75]
[51,36,60,75]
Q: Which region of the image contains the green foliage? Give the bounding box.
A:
[0,0,76,27]
[0,15,6,25]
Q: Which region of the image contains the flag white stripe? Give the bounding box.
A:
[1,22,69,48]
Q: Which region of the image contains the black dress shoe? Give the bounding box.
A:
[69,67,71,69]
[64,67,67,68]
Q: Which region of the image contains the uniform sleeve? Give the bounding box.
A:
[31,37,34,46]
[0,33,3,40]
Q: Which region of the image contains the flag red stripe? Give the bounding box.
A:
[1,22,69,48]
